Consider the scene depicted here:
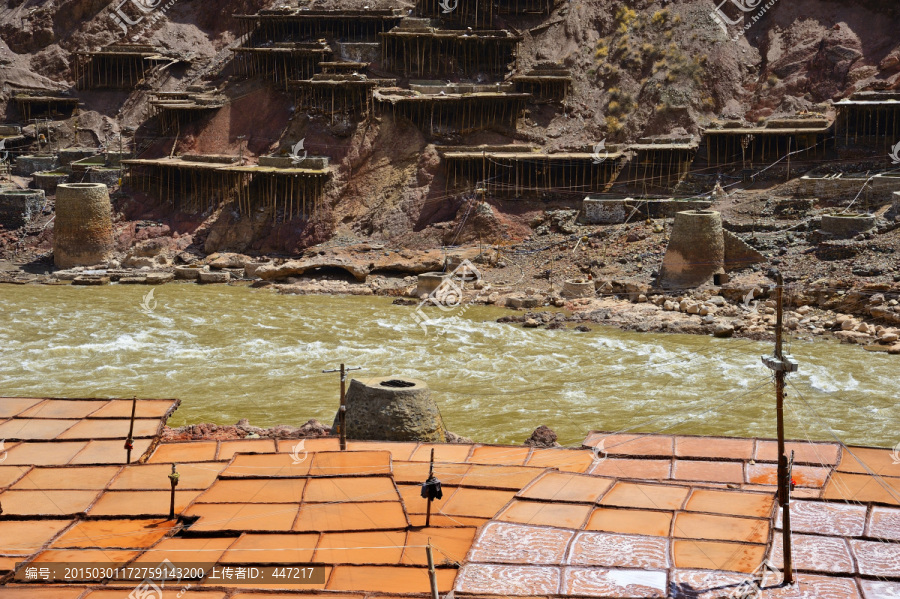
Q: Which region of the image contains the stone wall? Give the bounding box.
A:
[0,189,45,229]
[33,171,69,192]
[58,148,99,166]
[583,199,626,224]
[13,155,57,177]
[339,42,380,63]
[86,168,121,187]
[797,172,900,205]
[583,198,713,224]
[821,214,876,237]
[258,155,330,169]
[723,230,765,271]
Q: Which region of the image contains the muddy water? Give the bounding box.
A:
[0,284,896,447]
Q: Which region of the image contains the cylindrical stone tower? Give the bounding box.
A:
[53,183,114,268]
[339,376,446,442]
[659,210,725,288]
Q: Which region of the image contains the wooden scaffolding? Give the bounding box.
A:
[291,74,397,123]
[379,29,520,79]
[231,42,333,89]
[704,119,831,169]
[234,9,404,45]
[628,142,699,189]
[442,149,626,198]
[121,157,329,221]
[13,94,81,122]
[835,92,900,151]
[149,91,227,134]
[416,0,557,29]
[72,44,166,90]
[511,66,572,103]
[374,88,529,136]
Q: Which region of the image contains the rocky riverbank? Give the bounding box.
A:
[163,417,550,447]
[3,243,900,355]
[161,420,480,445]
[3,202,900,357]
[491,285,900,354]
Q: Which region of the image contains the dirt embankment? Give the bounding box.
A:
[2,0,900,251]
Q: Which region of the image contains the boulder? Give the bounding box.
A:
[254,247,479,282]
[297,419,332,438]
[244,261,273,278]
[445,430,475,444]
[145,272,175,285]
[199,270,230,284]
[508,295,542,309]
[174,265,203,280]
[714,323,735,338]
[256,257,368,281]
[208,253,252,269]
[523,425,560,448]
[132,238,175,257]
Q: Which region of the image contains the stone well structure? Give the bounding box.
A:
[33,171,69,192]
[339,376,446,442]
[58,147,99,166]
[659,210,726,288]
[562,278,594,299]
[53,183,114,268]
[821,213,876,237]
[13,154,57,177]
[416,272,450,297]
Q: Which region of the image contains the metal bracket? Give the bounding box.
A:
[761,354,799,373]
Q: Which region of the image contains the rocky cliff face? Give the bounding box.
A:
[2,0,899,252]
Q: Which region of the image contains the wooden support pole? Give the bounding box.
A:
[761,272,795,586]
[125,395,136,464]
[168,464,180,520]
[426,541,439,599]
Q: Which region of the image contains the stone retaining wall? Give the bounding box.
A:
[0,189,45,229]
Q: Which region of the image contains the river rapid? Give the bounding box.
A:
[0,284,896,447]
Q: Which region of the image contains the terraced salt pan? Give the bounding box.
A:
[469,522,573,565]
[868,506,900,540]
[562,567,667,597]
[860,580,900,599]
[567,532,670,569]
[754,574,861,599]
[670,569,761,599]
[775,500,866,536]
[850,539,900,577]
[770,533,855,574]
[671,571,861,599]
[454,563,560,594]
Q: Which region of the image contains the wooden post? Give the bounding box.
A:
[426,448,435,527]
[426,541,439,599]
[323,363,361,450]
[168,464,180,520]
[761,272,795,585]
[124,396,136,464]
[774,274,794,585]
